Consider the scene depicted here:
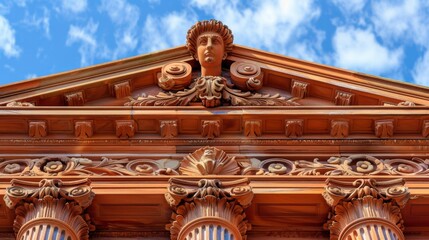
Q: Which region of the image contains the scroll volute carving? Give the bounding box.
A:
[323,178,410,240]
[4,179,95,240]
[165,178,253,240]
[179,146,240,175]
[230,61,264,91]
[158,62,192,91]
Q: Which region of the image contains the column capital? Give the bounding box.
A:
[165,178,253,240]
[323,178,410,240]
[4,178,94,240]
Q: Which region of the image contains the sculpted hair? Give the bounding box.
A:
[186,19,234,59]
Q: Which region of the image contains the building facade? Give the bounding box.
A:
[1,20,429,239]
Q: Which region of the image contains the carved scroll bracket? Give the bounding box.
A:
[165,178,253,240]
[4,178,95,240]
[323,178,410,240]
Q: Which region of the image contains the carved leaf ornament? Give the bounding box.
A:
[0,151,428,176]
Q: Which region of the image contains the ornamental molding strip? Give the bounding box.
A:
[3,178,95,240]
[0,152,428,177]
[165,178,253,240]
[323,178,410,240]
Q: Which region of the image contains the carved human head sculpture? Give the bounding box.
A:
[186,19,233,77]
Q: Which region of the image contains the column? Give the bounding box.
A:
[323,178,410,240]
[165,178,253,240]
[3,179,94,240]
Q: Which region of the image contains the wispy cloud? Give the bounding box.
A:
[332,27,403,75]
[332,0,367,14]
[0,15,21,57]
[22,7,50,38]
[99,0,139,59]
[62,0,87,14]
[26,73,37,79]
[140,11,197,53]
[412,50,429,86]
[66,20,99,66]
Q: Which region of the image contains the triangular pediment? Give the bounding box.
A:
[1,45,429,107]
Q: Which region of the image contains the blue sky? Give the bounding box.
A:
[1,0,429,87]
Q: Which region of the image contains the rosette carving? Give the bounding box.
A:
[165,178,253,240]
[323,178,410,240]
[180,146,239,175]
[126,76,298,108]
[158,62,192,90]
[241,158,295,175]
[230,61,264,91]
[4,179,95,240]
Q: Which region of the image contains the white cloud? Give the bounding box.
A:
[140,12,197,53]
[0,15,20,57]
[412,50,429,86]
[371,0,429,47]
[332,0,367,14]
[189,0,322,61]
[66,20,99,66]
[62,0,87,13]
[4,64,15,72]
[99,0,139,59]
[23,8,50,38]
[332,27,403,75]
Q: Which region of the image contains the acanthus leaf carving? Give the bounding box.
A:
[6,101,35,107]
[334,91,354,106]
[28,121,47,138]
[291,80,308,99]
[179,146,240,175]
[75,121,93,139]
[323,178,410,240]
[4,179,95,240]
[285,119,303,137]
[165,178,253,240]
[201,120,221,139]
[244,120,262,137]
[160,120,178,138]
[113,81,131,99]
[375,119,394,138]
[330,120,349,138]
[126,76,297,108]
[115,120,136,138]
[64,91,85,106]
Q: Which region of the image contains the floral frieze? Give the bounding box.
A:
[0,150,428,176]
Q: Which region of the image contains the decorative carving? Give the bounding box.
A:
[230,61,264,91]
[330,120,349,138]
[158,62,192,90]
[0,154,428,177]
[179,146,239,175]
[64,91,85,106]
[4,179,95,240]
[422,120,429,138]
[75,121,93,139]
[285,119,303,137]
[165,178,253,240]
[244,120,262,137]
[334,91,354,105]
[201,120,220,139]
[6,101,35,107]
[323,178,410,240]
[113,81,131,99]
[115,120,136,138]
[375,119,394,138]
[160,120,178,138]
[126,76,296,108]
[291,80,308,99]
[28,121,47,138]
[398,101,416,106]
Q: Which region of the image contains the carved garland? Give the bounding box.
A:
[0,152,428,177]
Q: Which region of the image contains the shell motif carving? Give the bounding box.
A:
[158,62,193,90]
[179,146,240,175]
[230,61,264,91]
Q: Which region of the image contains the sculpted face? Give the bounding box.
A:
[196,32,226,74]
[202,149,215,161]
